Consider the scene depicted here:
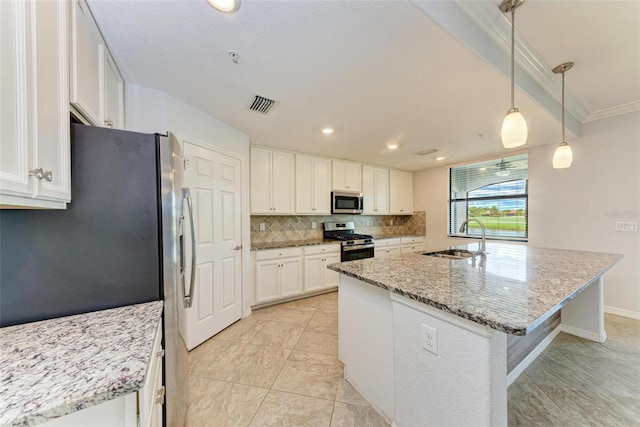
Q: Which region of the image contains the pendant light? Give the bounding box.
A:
[552,62,574,169]
[499,0,527,148]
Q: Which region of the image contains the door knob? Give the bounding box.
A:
[233,244,242,251]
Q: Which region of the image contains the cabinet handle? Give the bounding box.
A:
[104,118,114,128]
[30,168,52,182]
[155,386,166,405]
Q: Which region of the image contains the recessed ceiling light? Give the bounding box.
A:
[207,0,241,13]
[436,156,445,161]
[387,143,398,150]
[478,167,487,171]
[322,128,334,135]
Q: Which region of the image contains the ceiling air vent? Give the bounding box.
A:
[246,94,278,115]
[415,148,439,156]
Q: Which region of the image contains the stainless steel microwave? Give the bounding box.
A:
[332,191,363,214]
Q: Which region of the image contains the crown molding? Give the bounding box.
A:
[582,101,640,123]
[410,0,584,137]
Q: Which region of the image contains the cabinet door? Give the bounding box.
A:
[390,170,413,215]
[271,150,294,214]
[70,0,104,125]
[250,147,273,214]
[361,166,375,214]
[280,258,302,298]
[103,48,124,130]
[295,154,314,214]
[0,0,31,198]
[376,246,399,258]
[255,260,280,304]
[323,254,341,288]
[312,157,331,214]
[32,0,70,202]
[332,161,347,191]
[304,254,324,292]
[401,244,423,254]
[374,168,389,214]
[345,162,362,192]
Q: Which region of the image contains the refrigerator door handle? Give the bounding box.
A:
[182,188,197,308]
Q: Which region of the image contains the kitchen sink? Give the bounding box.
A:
[423,249,476,260]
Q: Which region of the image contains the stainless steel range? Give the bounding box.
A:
[323,222,375,262]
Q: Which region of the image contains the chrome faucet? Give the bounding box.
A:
[459,218,487,255]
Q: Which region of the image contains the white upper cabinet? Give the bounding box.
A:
[296,154,331,215]
[332,160,361,192]
[389,170,413,215]
[362,166,389,215]
[103,48,124,130]
[250,147,294,214]
[0,0,70,208]
[70,0,125,129]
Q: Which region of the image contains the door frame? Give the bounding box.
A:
[174,133,251,319]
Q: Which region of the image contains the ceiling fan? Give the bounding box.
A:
[488,158,524,177]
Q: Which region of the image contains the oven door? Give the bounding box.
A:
[341,244,375,262]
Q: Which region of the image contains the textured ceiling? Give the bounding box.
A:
[88,0,639,171]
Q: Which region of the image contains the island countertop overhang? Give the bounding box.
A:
[327,243,623,335]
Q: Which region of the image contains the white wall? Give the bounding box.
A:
[125,84,253,316]
[414,111,640,317]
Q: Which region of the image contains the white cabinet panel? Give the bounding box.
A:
[304,255,324,293]
[295,154,331,215]
[70,0,103,125]
[250,147,294,214]
[390,170,413,215]
[255,261,281,304]
[104,48,124,129]
[280,258,303,297]
[363,166,388,215]
[332,160,361,192]
[0,0,70,208]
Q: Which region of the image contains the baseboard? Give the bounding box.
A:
[561,324,607,343]
[507,325,562,386]
[343,368,394,425]
[604,305,640,320]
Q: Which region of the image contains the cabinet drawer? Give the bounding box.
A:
[255,247,303,261]
[139,320,163,427]
[400,237,424,245]
[375,238,400,247]
[304,244,340,256]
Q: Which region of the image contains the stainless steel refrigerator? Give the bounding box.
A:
[0,124,193,427]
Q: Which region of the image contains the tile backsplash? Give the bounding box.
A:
[251,211,426,243]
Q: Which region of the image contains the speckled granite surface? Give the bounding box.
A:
[0,301,163,427]
[327,244,622,336]
[251,235,423,250]
[251,239,338,250]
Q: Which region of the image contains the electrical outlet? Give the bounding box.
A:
[422,324,438,355]
[615,221,638,232]
[311,222,316,229]
[390,219,394,226]
[259,223,266,231]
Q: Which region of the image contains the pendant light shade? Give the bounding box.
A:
[552,62,574,169]
[552,141,573,168]
[500,0,527,148]
[501,108,528,148]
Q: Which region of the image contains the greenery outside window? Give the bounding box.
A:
[448,153,528,241]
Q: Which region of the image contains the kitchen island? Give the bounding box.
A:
[0,301,163,427]
[327,243,622,426]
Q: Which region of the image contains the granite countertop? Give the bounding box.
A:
[251,235,425,250]
[251,239,340,250]
[0,301,163,427]
[327,243,622,336]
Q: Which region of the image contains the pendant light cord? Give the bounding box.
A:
[510,6,515,109]
[561,71,566,142]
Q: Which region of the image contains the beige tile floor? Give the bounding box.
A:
[187,292,640,427]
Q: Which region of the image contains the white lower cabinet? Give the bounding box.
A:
[304,245,341,292]
[400,237,425,254]
[39,319,164,427]
[375,238,401,258]
[254,247,303,304]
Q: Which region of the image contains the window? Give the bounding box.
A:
[448,153,528,241]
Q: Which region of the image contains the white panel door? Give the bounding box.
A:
[323,254,341,288]
[374,168,389,214]
[271,150,294,213]
[183,142,242,350]
[255,261,280,304]
[280,258,303,298]
[249,147,272,214]
[312,157,331,214]
[295,154,314,214]
[304,255,324,292]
